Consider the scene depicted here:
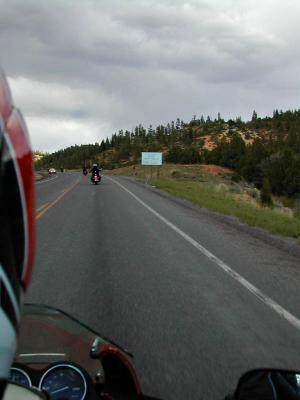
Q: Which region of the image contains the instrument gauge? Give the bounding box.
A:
[9,367,32,387]
[39,363,87,400]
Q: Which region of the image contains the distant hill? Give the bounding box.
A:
[35,109,300,198]
[33,151,46,163]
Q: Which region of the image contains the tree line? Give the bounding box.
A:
[35,109,300,198]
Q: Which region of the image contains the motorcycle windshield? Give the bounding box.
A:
[15,304,107,367]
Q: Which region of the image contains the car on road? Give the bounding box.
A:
[48,168,56,175]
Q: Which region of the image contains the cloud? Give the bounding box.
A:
[1,0,300,151]
[25,116,109,153]
[8,76,123,122]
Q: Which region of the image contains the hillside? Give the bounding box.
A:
[35,109,300,199]
[108,163,300,240]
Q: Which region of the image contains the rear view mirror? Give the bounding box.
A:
[234,369,300,400]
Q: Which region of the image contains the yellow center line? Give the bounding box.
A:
[36,203,49,214]
[36,179,80,220]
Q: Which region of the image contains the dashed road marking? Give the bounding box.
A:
[36,179,79,220]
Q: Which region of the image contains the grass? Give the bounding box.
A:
[35,170,50,181]
[274,195,296,209]
[108,164,300,241]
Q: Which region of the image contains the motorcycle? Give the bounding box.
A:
[91,173,101,184]
[7,304,300,400]
[83,169,88,176]
[9,304,159,400]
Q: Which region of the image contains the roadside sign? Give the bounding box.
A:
[141,152,162,166]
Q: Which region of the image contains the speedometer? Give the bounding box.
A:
[9,367,32,387]
[39,364,87,400]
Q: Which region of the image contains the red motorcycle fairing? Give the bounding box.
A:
[14,304,145,400]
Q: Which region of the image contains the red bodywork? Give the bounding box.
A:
[6,109,35,288]
[99,345,142,395]
[16,305,141,397]
[0,71,35,290]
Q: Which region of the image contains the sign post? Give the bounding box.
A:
[141,152,163,183]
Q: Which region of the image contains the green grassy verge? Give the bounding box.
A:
[109,165,300,241]
[35,170,50,181]
[154,178,300,239]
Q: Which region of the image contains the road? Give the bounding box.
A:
[28,172,300,400]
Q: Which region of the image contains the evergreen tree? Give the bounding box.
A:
[34,108,300,198]
[252,110,258,122]
[260,178,273,207]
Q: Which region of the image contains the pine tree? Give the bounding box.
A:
[252,110,258,122]
[260,178,273,207]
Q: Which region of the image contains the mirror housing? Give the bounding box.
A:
[233,369,300,400]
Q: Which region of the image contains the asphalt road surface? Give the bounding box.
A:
[28,172,300,400]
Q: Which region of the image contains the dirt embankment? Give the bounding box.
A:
[199,164,232,176]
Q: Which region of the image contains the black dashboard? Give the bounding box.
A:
[10,362,99,400]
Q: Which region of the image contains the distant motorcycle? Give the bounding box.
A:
[83,168,88,176]
[91,173,101,184]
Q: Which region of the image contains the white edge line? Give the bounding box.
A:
[107,176,300,332]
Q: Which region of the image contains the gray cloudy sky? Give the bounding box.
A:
[1,0,300,152]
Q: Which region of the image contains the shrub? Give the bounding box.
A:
[260,178,273,207]
[231,172,241,182]
[170,169,180,178]
[249,188,259,199]
[294,197,300,219]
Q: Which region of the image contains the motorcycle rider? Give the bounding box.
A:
[89,163,101,183]
[89,163,101,177]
